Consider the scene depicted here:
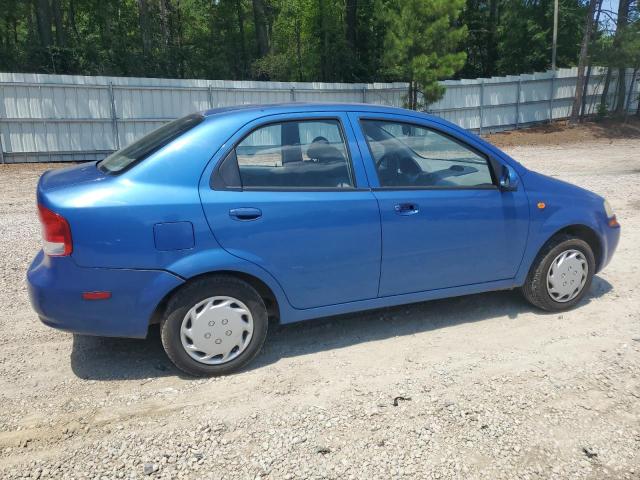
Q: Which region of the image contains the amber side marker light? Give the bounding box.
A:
[603,200,619,227]
[82,291,112,300]
[537,202,546,210]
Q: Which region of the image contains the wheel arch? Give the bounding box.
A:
[535,224,603,273]
[149,270,281,328]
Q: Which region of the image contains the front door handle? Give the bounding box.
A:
[229,207,262,221]
[394,203,419,216]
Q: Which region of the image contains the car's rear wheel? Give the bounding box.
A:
[160,276,268,376]
[521,235,595,311]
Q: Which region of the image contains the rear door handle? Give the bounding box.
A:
[394,203,419,216]
[229,207,262,221]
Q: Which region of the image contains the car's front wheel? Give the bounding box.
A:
[160,276,268,376]
[522,235,596,311]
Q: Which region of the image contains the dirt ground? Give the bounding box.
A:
[0,122,639,479]
[485,117,640,148]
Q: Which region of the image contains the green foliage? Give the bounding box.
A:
[596,101,609,119]
[498,0,587,74]
[254,0,350,82]
[460,0,588,78]
[382,0,467,107]
[601,20,640,69]
[0,0,601,87]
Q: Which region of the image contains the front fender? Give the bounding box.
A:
[515,171,610,284]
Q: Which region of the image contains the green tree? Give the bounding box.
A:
[496,0,587,75]
[460,0,589,79]
[383,0,467,109]
[0,0,606,85]
[611,19,640,115]
[570,0,599,123]
[253,0,312,81]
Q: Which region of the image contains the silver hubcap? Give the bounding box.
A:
[546,249,588,303]
[180,296,254,365]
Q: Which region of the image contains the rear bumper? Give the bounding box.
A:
[27,251,184,338]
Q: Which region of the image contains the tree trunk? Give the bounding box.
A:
[346,0,357,58]
[295,15,302,82]
[600,67,612,112]
[408,77,417,110]
[34,0,53,48]
[615,67,628,113]
[624,67,637,119]
[67,0,81,43]
[580,0,603,120]
[13,14,19,45]
[252,0,269,57]
[137,0,151,62]
[613,0,631,114]
[486,0,498,76]
[235,0,247,79]
[159,0,170,48]
[51,0,65,47]
[569,0,598,124]
[172,0,185,78]
[318,0,328,81]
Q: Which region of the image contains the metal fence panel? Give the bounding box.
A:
[0,68,638,163]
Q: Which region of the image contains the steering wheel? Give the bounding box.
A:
[376,151,397,170]
[377,152,422,185]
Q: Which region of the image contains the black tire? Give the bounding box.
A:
[521,235,595,312]
[160,275,268,377]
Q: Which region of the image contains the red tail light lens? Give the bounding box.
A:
[82,291,112,300]
[38,204,72,256]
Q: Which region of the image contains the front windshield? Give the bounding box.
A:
[98,113,204,173]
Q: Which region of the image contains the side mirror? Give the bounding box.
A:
[499,165,519,192]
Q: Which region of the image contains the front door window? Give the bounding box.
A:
[360,119,495,188]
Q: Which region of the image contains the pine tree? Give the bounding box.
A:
[383,0,467,109]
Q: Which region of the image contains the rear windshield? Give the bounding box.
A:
[98,113,204,173]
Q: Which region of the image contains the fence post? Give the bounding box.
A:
[207,85,214,109]
[515,79,522,129]
[478,81,485,136]
[362,87,366,103]
[290,88,296,101]
[0,82,5,164]
[0,114,4,163]
[548,74,555,123]
[108,82,120,150]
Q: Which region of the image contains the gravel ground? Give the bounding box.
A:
[0,136,639,479]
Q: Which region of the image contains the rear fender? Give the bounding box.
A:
[165,248,295,321]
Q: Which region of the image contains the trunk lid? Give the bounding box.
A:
[38,161,108,194]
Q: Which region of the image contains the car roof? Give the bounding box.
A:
[201,102,435,120]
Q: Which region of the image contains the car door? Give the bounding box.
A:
[349,112,529,297]
[199,113,381,309]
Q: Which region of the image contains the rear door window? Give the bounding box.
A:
[229,119,354,189]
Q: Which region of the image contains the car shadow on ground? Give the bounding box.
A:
[70,276,612,381]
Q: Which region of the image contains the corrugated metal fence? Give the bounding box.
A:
[0,67,637,163]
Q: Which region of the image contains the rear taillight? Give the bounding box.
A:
[38,204,72,256]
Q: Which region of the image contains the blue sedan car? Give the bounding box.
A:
[27,103,620,376]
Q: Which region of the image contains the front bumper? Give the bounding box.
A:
[598,223,621,272]
[27,251,184,338]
